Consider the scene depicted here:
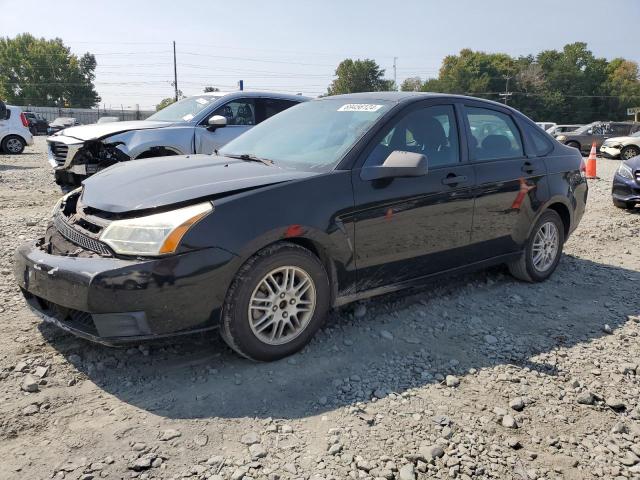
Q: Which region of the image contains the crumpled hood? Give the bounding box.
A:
[603,135,636,145]
[53,120,175,141]
[81,154,317,213]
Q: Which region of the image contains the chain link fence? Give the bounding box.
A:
[16,105,155,124]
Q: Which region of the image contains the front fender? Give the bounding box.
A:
[106,127,194,159]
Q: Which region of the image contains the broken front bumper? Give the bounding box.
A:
[600,146,621,159]
[14,240,238,345]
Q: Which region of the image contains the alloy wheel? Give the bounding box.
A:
[531,221,559,272]
[622,148,639,160]
[6,138,23,153]
[248,266,316,345]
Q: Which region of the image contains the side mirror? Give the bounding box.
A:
[0,100,6,120]
[361,150,428,181]
[207,115,227,130]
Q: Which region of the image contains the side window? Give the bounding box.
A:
[256,98,298,123]
[610,124,631,135]
[211,99,255,126]
[524,122,553,156]
[465,106,523,161]
[365,104,460,168]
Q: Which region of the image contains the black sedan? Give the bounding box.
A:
[14,93,588,361]
[612,154,640,209]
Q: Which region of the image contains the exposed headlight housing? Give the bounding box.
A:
[100,202,213,256]
[556,135,567,141]
[51,187,82,217]
[617,163,633,179]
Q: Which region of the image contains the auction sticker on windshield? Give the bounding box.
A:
[338,104,383,112]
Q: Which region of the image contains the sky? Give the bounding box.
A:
[2,0,639,110]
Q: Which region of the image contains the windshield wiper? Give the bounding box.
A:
[225,153,274,166]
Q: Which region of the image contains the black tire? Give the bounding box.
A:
[620,146,640,161]
[220,242,330,361]
[565,141,581,151]
[1,135,26,154]
[613,198,634,209]
[508,210,565,283]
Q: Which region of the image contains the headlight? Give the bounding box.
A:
[51,187,82,217]
[100,202,213,256]
[556,135,567,141]
[617,163,633,179]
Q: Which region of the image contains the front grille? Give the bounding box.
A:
[49,142,68,167]
[53,214,111,256]
[29,293,98,336]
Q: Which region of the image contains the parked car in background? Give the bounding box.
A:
[15,92,587,360]
[546,124,582,137]
[47,91,308,189]
[0,104,34,154]
[23,112,49,135]
[556,121,640,154]
[48,117,79,135]
[96,116,120,124]
[536,122,556,131]
[600,131,640,160]
[612,155,640,209]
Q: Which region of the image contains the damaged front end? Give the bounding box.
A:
[48,137,130,190]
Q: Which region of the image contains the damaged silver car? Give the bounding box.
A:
[47,91,308,190]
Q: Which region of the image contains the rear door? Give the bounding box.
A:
[463,103,548,258]
[254,98,300,124]
[351,101,476,290]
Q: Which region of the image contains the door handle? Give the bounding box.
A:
[521,162,535,174]
[441,175,467,185]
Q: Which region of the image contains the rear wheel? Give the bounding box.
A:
[508,210,565,282]
[621,145,640,160]
[220,242,330,361]
[565,141,581,152]
[613,198,634,209]
[1,135,25,154]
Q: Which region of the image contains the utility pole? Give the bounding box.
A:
[499,75,512,105]
[173,41,179,102]
[393,57,398,91]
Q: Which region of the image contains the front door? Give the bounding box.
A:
[194,98,256,154]
[351,103,476,290]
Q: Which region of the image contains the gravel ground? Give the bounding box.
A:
[0,137,639,480]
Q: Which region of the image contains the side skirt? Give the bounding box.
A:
[334,252,522,307]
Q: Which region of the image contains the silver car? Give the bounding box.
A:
[47,91,308,189]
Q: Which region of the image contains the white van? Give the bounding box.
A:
[0,102,34,154]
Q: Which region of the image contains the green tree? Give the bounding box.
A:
[0,33,100,107]
[400,76,423,92]
[156,97,176,111]
[327,59,395,95]
[414,43,640,123]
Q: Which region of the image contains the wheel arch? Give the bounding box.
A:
[133,145,183,159]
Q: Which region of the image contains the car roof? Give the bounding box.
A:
[194,91,310,102]
[313,91,514,109]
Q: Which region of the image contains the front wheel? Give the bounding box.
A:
[621,146,640,160]
[508,210,565,282]
[1,135,26,154]
[220,242,330,361]
[565,141,581,152]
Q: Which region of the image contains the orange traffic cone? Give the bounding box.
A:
[585,141,597,179]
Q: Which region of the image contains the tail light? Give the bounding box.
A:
[20,112,29,128]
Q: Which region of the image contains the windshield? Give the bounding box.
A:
[147,95,222,122]
[220,99,394,172]
[574,122,599,134]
